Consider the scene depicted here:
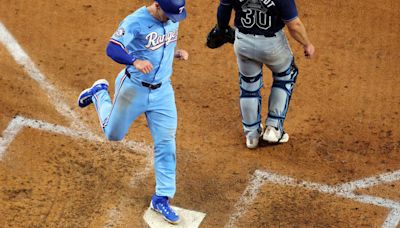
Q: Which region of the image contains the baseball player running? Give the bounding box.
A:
[77,0,188,224]
[208,0,315,149]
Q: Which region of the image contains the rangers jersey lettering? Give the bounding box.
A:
[145,30,178,50]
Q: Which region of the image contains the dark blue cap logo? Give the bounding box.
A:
[156,0,187,22]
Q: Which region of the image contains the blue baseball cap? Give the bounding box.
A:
[156,0,187,22]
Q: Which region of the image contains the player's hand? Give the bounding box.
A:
[304,43,315,59]
[133,59,153,74]
[174,49,189,60]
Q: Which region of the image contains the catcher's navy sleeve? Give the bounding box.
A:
[277,0,298,22]
[106,41,136,65]
[217,0,233,29]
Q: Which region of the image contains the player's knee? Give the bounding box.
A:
[273,59,298,81]
[155,139,175,152]
[239,71,262,98]
[154,145,176,163]
[272,60,298,95]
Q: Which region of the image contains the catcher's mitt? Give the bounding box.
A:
[206,25,235,49]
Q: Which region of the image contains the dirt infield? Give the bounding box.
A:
[1,0,399,227]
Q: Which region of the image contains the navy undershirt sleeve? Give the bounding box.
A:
[106,41,135,65]
[217,0,233,29]
[277,0,298,22]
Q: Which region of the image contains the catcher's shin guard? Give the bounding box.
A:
[240,71,263,139]
[266,59,298,131]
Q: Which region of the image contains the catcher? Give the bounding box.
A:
[207,0,315,149]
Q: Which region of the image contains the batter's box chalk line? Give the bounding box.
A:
[0,18,153,208]
[226,169,400,228]
[143,206,206,228]
[0,21,152,157]
[0,21,207,227]
[0,115,152,159]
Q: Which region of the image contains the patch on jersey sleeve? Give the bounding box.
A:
[114,28,125,37]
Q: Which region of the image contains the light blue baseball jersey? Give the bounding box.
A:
[110,6,179,84]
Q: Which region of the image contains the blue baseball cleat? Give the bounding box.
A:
[77,79,109,108]
[150,194,180,224]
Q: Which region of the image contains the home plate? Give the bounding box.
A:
[143,206,206,228]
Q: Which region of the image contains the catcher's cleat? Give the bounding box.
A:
[246,137,259,149]
[246,126,263,149]
[150,194,180,224]
[262,126,289,143]
[77,79,109,108]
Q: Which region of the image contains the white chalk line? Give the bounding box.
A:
[226,170,400,228]
[0,21,155,226]
[0,116,25,159]
[0,20,154,156]
[0,116,152,160]
[0,22,83,130]
[383,209,400,228]
[0,115,154,227]
[338,170,400,192]
[223,172,265,228]
[0,21,154,155]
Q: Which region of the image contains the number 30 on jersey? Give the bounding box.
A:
[241,9,271,30]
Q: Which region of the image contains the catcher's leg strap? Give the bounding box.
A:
[240,71,263,138]
[266,59,299,130]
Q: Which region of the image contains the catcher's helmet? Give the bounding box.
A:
[156,0,187,22]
